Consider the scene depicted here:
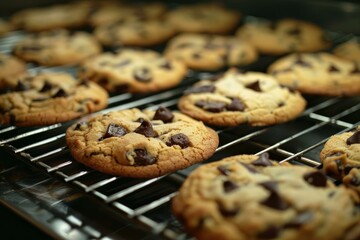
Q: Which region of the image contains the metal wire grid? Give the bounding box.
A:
[1,30,360,239]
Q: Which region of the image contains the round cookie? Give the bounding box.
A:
[165,33,258,71]
[0,18,13,35]
[166,4,240,34]
[178,68,306,127]
[89,2,166,27]
[0,72,108,126]
[0,53,26,88]
[320,127,360,181]
[172,154,360,240]
[66,107,219,178]
[94,19,175,47]
[78,48,187,93]
[333,39,360,65]
[268,52,360,96]
[236,18,330,55]
[13,29,101,66]
[10,2,93,32]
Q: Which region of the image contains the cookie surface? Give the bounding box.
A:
[10,2,92,32]
[0,72,108,126]
[268,52,360,96]
[320,127,360,181]
[166,4,240,34]
[94,19,175,47]
[333,39,360,65]
[78,48,187,93]
[13,29,101,66]
[178,68,306,126]
[0,18,13,35]
[0,53,26,88]
[236,18,330,55]
[165,33,258,71]
[66,107,219,178]
[172,154,360,240]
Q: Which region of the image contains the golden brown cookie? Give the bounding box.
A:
[66,107,219,178]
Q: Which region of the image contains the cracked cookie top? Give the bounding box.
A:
[66,107,219,178]
[178,68,306,126]
[0,71,108,126]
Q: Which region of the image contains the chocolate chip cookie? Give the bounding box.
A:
[89,2,166,27]
[13,29,101,66]
[0,72,108,126]
[66,107,219,178]
[166,4,240,34]
[268,52,360,96]
[94,19,175,47]
[78,48,187,93]
[172,154,360,240]
[333,39,360,65]
[236,18,330,55]
[320,127,360,182]
[165,33,258,71]
[178,68,306,126]
[0,53,26,88]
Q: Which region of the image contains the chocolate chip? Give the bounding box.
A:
[15,81,30,92]
[52,88,68,98]
[134,120,157,137]
[287,28,301,35]
[133,149,156,166]
[40,81,53,92]
[166,133,190,149]
[328,64,339,72]
[153,106,174,123]
[260,181,289,210]
[192,52,201,59]
[350,176,360,186]
[226,98,246,111]
[284,212,313,228]
[184,85,215,95]
[294,57,312,68]
[74,121,87,131]
[114,59,131,68]
[159,60,172,70]
[218,205,239,217]
[278,102,285,107]
[102,123,127,139]
[195,100,226,112]
[217,165,231,176]
[239,162,258,174]
[133,67,152,82]
[350,65,360,74]
[32,97,49,102]
[99,78,109,85]
[346,130,360,145]
[257,226,280,239]
[252,153,273,167]
[245,80,262,92]
[335,159,344,173]
[223,180,239,193]
[303,171,327,187]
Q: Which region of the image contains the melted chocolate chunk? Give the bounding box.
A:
[217,165,231,176]
[257,226,280,239]
[350,176,360,186]
[114,59,131,68]
[260,181,289,210]
[294,57,312,68]
[284,212,313,228]
[153,106,174,123]
[32,97,50,102]
[133,67,152,82]
[133,149,156,166]
[303,171,327,187]
[166,133,190,149]
[184,85,215,95]
[245,80,262,92]
[252,153,273,167]
[328,64,339,72]
[192,52,201,59]
[350,65,360,74]
[102,123,127,139]
[40,81,53,92]
[218,205,239,217]
[346,130,360,145]
[99,78,109,85]
[74,121,87,131]
[226,98,246,111]
[287,28,301,35]
[195,100,226,112]
[159,61,172,70]
[15,81,30,92]
[134,120,157,137]
[52,88,68,98]
[278,102,285,107]
[223,180,239,193]
[239,162,258,174]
